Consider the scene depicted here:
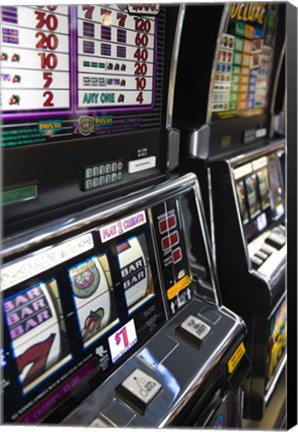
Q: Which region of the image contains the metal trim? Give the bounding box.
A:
[166,4,186,129]
[147,207,171,321]
[228,161,252,269]
[1,173,198,260]
[227,138,286,168]
[270,42,286,116]
[206,4,230,123]
[264,353,287,405]
[192,177,222,307]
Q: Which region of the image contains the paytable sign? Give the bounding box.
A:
[77,5,156,109]
[1,5,157,117]
[1,6,71,113]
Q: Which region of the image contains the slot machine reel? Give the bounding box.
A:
[117,236,149,309]
[68,256,111,345]
[3,281,62,389]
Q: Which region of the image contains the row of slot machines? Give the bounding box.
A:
[0,2,292,428]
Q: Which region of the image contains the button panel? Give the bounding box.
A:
[83,159,124,191]
[116,368,162,415]
[249,224,286,271]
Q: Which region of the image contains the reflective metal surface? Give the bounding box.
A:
[2,174,196,260]
[166,4,186,129]
[62,298,246,427]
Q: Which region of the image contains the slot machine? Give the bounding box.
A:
[172,2,287,422]
[1,173,250,426]
[1,4,250,427]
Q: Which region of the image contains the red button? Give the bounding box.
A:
[159,219,168,234]
[161,231,179,251]
[170,231,179,246]
[168,215,177,229]
[172,247,182,263]
[158,215,177,234]
[161,236,170,251]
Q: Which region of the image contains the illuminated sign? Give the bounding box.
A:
[99,211,146,242]
[229,3,267,25]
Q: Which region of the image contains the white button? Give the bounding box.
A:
[128,156,156,174]
[180,315,211,341]
[120,369,162,404]
[85,168,93,179]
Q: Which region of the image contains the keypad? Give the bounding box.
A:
[83,160,124,191]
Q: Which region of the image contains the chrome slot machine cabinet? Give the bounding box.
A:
[1,174,250,426]
[172,2,287,422]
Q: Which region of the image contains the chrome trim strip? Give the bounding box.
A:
[2,173,198,260]
[206,4,230,123]
[166,4,186,129]
[228,161,252,269]
[268,291,287,319]
[270,42,286,116]
[227,138,286,168]
[207,167,217,269]
[147,207,170,321]
[192,177,221,306]
[188,125,210,159]
[264,353,287,405]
